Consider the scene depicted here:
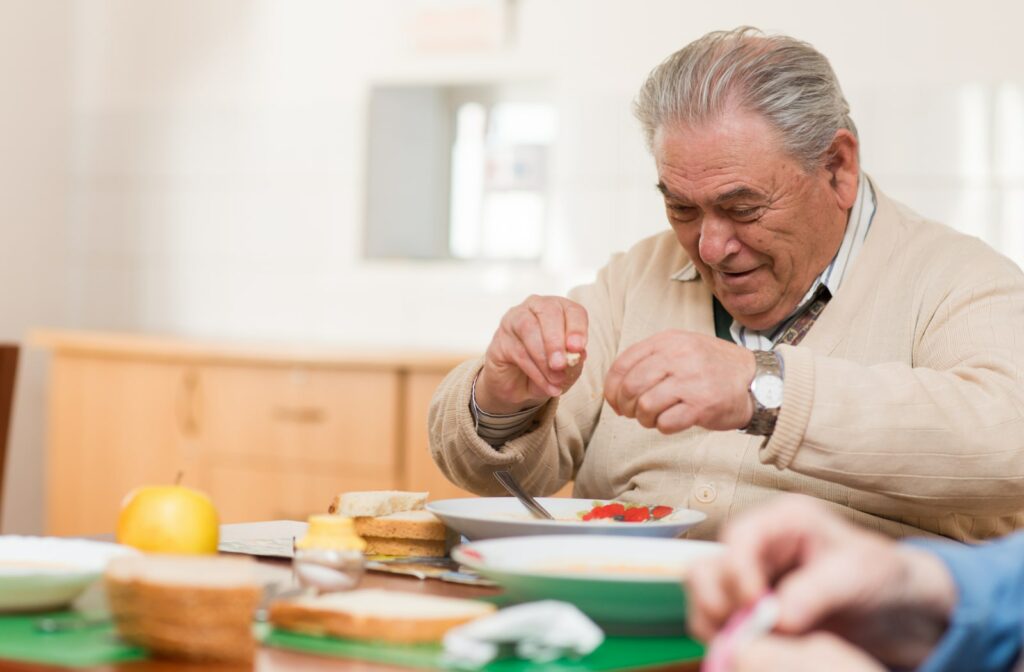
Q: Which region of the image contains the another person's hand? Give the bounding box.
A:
[733,633,885,672]
[475,295,588,415]
[686,496,957,670]
[603,330,755,433]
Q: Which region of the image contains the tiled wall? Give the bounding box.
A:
[62,0,1024,351]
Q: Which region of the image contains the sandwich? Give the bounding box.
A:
[269,588,495,644]
[353,509,449,557]
[328,490,451,557]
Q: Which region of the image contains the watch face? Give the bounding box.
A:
[753,374,784,409]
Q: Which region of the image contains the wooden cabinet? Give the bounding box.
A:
[34,331,477,535]
[46,356,194,535]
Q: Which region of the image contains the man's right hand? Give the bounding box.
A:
[474,295,589,415]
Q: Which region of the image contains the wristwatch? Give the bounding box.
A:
[744,350,784,436]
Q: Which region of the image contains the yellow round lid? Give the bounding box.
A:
[295,514,366,552]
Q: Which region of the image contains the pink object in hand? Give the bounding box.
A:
[702,593,780,672]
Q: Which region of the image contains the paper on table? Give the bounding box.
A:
[216,520,308,558]
[443,600,604,668]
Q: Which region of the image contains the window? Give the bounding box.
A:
[365,83,555,260]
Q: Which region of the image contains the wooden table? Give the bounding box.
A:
[0,523,701,672]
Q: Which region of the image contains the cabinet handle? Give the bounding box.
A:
[273,406,326,424]
[177,370,202,436]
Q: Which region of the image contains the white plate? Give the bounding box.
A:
[426,497,706,541]
[0,536,138,612]
[452,534,722,635]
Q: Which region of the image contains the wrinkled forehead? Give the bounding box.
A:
[651,108,789,166]
[651,110,800,201]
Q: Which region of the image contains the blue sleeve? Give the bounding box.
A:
[906,532,1024,672]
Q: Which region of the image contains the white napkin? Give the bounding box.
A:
[442,600,604,668]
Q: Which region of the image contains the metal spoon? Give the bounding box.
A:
[493,470,555,520]
[35,613,111,633]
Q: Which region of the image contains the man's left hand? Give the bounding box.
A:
[603,330,756,433]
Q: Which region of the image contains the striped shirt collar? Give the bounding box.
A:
[671,174,877,350]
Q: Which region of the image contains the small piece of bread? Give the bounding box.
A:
[353,510,446,541]
[269,589,495,644]
[105,555,263,663]
[361,537,448,557]
[328,491,428,517]
[565,351,582,367]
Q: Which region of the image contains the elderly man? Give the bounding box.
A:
[428,27,1024,540]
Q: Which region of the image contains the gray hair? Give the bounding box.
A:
[634,27,858,171]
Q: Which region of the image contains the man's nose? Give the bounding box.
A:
[698,217,741,266]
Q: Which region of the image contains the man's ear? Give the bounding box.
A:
[824,129,859,210]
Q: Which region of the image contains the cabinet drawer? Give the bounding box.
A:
[205,463,396,523]
[195,365,400,472]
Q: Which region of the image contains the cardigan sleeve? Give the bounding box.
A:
[762,259,1024,517]
[426,251,627,497]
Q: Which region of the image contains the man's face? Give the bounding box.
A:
[654,109,851,331]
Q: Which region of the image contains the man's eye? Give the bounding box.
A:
[730,206,764,222]
[668,205,699,222]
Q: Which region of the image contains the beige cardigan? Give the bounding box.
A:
[429,186,1024,541]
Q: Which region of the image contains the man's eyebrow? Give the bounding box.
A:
[713,186,766,204]
[656,182,766,204]
[656,182,689,203]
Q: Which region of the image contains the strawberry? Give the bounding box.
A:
[651,505,674,520]
[603,503,626,517]
[622,506,651,523]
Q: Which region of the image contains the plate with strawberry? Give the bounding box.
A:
[426,497,706,541]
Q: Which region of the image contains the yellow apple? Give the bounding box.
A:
[117,485,220,554]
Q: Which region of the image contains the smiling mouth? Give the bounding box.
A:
[718,268,758,280]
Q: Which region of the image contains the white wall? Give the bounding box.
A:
[0,1,71,533]
[2,0,1023,532]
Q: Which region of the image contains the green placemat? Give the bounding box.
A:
[0,611,146,668]
[264,629,705,671]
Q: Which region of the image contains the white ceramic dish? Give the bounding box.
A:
[0,536,138,612]
[426,497,706,541]
[452,534,722,635]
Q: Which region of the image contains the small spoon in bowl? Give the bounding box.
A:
[493,470,556,520]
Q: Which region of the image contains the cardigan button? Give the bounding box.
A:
[695,483,717,504]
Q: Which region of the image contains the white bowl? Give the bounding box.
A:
[426,497,706,541]
[0,536,138,612]
[452,534,722,635]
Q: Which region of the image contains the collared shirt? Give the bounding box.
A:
[670,174,877,350]
[472,175,876,444]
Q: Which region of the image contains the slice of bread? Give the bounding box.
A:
[105,555,263,664]
[353,510,446,541]
[269,588,495,644]
[329,490,428,517]
[361,537,448,558]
